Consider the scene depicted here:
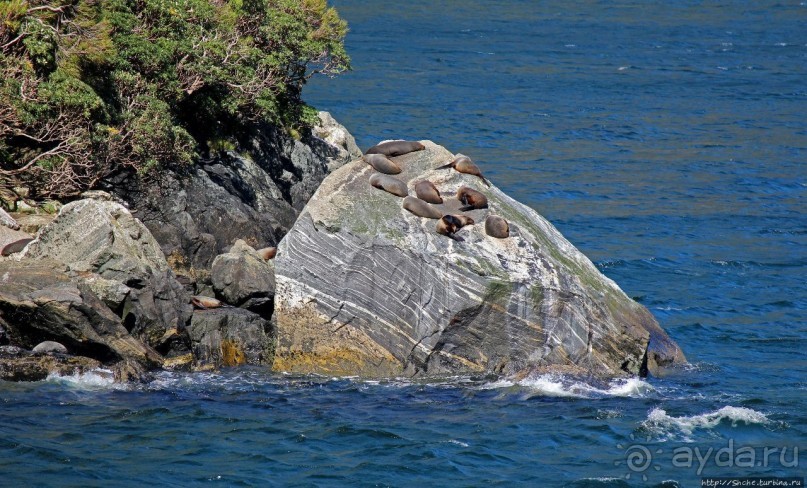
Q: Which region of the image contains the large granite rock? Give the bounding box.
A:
[187,308,273,370]
[273,141,685,378]
[210,240,275,317]
[112,112,361,272]
[21,199,192,352]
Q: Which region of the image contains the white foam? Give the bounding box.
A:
[46,368,117,388]
[643,406,770,440]
[521,374,588,398]
[483,374,655,399]
[447,439,469,447]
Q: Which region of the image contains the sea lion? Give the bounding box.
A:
[369,173,408,197]
[1,238,33,256]
[366,140,426,157]
[32,341,67,355]
[191,296,223,310]
[257,247,277,260]
[485,215,510,238]
[436,154,491,187]
[436,214,474,242]
[453,214,475,227]
[403,196,443,219]
[363,153,402,174]
[414,180,442,204]
[456,186,488,211]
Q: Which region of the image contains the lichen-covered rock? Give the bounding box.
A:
[187,308,272,370]
[211,240,275,317]
[21,199,192,351]
[274,141,685,378]
[0,260,161,367]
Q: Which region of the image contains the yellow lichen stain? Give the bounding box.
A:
[221,340,246,366]
[162,353,193,370]
[272,347,400,377]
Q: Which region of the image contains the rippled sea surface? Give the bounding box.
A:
[2,1,805,486]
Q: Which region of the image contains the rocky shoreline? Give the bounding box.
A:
[0,113,684,382]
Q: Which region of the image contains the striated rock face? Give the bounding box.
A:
[21,199,192,352]
[274,141,685,378]
[112,112,361,272]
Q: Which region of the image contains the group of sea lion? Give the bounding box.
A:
[362,140,510,242]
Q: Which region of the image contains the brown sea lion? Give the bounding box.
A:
[1,238,33,256]
[366,140,426,157]
[436,214,474,242]
[369,173,408,197]
[191,296,223,310]
[453,215,475,227]
[436,154,491,187]
[403,196,443,219]
[456,186,488,211]
[363,153,402,174]
[257,247,277,260]
[485,215,510,238]
[414,180,442,204]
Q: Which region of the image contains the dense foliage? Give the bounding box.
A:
[0,0,349,198]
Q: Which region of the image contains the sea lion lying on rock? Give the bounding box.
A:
[437,154,490,187]
[369,173,408,198]
[32,341,68,355]
[414,180,442,204]
[485,215,510,238]
[456,186,488,211]
[191,296,223,310]
[403,196,443,219]
[366,140,426,157]
[436,215,474,242]
[363,153,402,174]
[257,247,277,260]
[1,238,33,256]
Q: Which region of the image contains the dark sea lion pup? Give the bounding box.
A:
[1,238,34,256]
[369,173,408,197]
[437,154,491,187]
[403,196,443,219]
[366,140,426,157]
[485,215,510,238]
[363,153,402,174]
[436,214,474,242]
[456,186,488,211]
[414,180,442,204]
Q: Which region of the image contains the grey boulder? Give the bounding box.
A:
[21,199,192,352]
[187,308,273,370]
[211,240,275,317]
[273,141,685,378]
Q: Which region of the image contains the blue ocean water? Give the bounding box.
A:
[2,1,805,486]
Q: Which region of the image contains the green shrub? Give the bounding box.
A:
[0,0,350,198]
